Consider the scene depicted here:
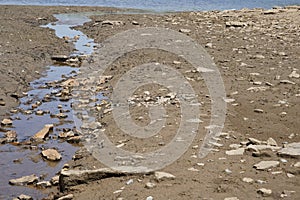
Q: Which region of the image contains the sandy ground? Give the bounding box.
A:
[0,5,300,200]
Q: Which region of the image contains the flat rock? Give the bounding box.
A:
[226,148,245,155]
[9,174,38,186]
[1,118,13,126]
[257,188,272,197]
[253,161,280,170]
[41,149,62,161]
[36,181,51,188]
[179,28,191,33]
[102,20,124,26]
[267,138,278,146]
[225,21,247,27]
[155,171,175,181]
[277,143,300,158]
[224,198,239,200]
[32,124,53,140]
[51,55,69,62]
[246,144,281,152]
[59,168,127,191]
[17,194,33,200]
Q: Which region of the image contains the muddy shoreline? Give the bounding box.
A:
[1,5,300,200]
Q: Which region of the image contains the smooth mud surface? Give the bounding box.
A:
[1,4,300,200]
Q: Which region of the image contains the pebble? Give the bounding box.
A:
[0,100,5,106]
[145,182,156,189]
[3,130,17,143]
[146,196,153,200]
[1,118,13,126]
[41,149,62,161]
[253,161,280,170]
[288,71,300,78]
[257,188,272,197]
[254,109,264,113]
[132,20,139,25]
[242,177,254,183]
[36,181,51,188]
[280,80,296,85]
[224,197,239,200]
[154,171,175,181]
[179,28,191,33]
[50,175,59,186]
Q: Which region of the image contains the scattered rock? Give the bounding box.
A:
[248,138,262,145]
[0,100,5,106]
[280,80,296,85]
[50,175,60,186]
[32,124,53,140]
[58,131,75,138]
[132,20,139,25]
[146,196,153,200]
[1,118,13,126]
[41,149,62,161]
[205,43,213,48]
[9,174,38,186]
[224,197,239,200]
[294,162,300,168]
[2,130,17,143]
[57,194,74,200]
[246,144,281,152]
[277,142,300,158]
[51,55,69,62]
[254,109,264,113]
[36,181,51,188]
[257,188,272,197]
[17,194,33,200]
[154,171,175,181]
[253,161,280,170]
[226,148,245,155]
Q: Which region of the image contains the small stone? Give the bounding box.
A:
[35,110,44,115]
[102,20,124,26]
[1,118,12,126]
[224,169,232,174]
[32,124,53,140]
[294,162,300,168]
[266,138,277,146]
[0,100,5,106]
[287,173,295,178]
[146,196,153,200]
[229,144,241,149]
[257,188,272,197]
[225,21,247,27]
[256,179,267,184]
[4,130,17,143]
[179,28,191,33]
[126,179,133,185]
[17,194,33,200]
[51,55,69,62]
[280,190,296,198]
[132,20,139,25]
[278,143,300,158]
[59,131,75,138]
[205,43,213,48]
[254,109,264,113]
[41,149,62,161]
[288,71,300,78]
[57,194,74,200]
[280,80,296,85]
[226,148,245,156]
[253,161,280,170]
[9,174,38,186]
[56,113,68,119]
[145,182,156,189]
[242,177,254,183]
[154,171,175,181]
[248,138,262,145]
[36,181,51,188]
[224,197,239,200]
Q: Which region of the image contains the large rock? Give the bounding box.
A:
[277,143,300,158]
[59,168,127,191]
[9,174,38,186]
[32,124,53,141]
[253,161,280,170]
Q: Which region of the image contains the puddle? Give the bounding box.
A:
[0,9,158,199]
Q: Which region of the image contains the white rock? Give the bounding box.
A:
[224,197,239,200]
[146,196,153,200]
[242,177,254,183]
[257,188,272,197]
[248,138,262,145]
[280,80,296,85]
[1,118,12,126]
[254,109,264,113]
[253,161,280,170]
[229,144,241,149]
[17,194,33,200]
[32,124,53,140]
[57,194,74,200]
[288,71,300,78]
[179,28,191,33]
[287,173,295,178]
[145,182,156,189]
[293,162,300,168]
[154,171,175,181]
[226,148,245,156]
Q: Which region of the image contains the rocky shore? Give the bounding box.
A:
[0,5,299,200]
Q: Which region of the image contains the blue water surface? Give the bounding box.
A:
[0,0,300,11]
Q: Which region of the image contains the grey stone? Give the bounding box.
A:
[278,143,300,158]
[9,174,38,186]
[254,161,280,170]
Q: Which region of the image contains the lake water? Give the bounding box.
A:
[1,0,300,11]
